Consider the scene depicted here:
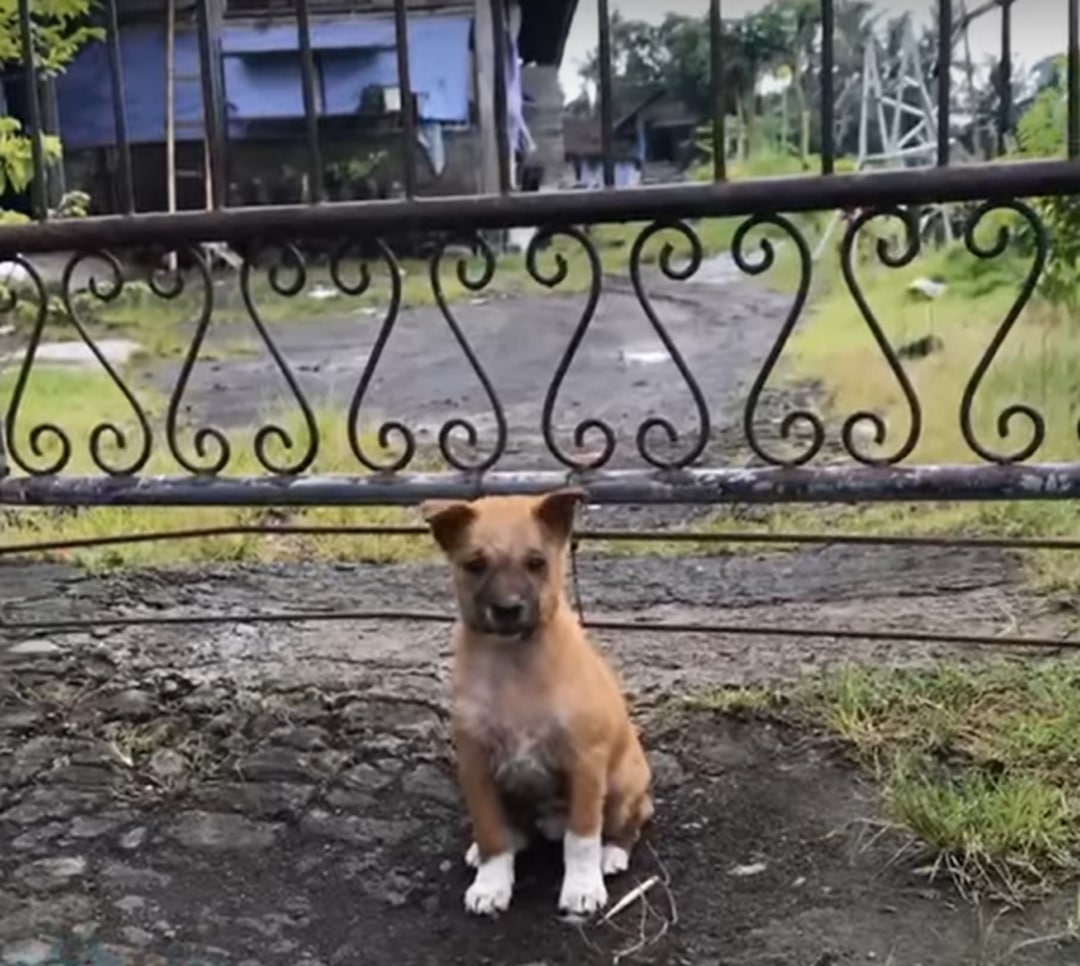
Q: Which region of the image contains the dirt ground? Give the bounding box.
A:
[2,543,1077,966]
[3,274,1079,963]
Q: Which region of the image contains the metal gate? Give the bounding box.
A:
[2,0,1080,652]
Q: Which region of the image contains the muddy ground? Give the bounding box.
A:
[3,274,1079,963]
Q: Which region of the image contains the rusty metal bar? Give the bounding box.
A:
[999,0,1012,155]
[7,523,1080,558]
[6,463,1080,507]
[1,606,1076,654]
[820,0,835,174]
[1070,0,1080,157]
[296,0,325,202]
[937,0,952,166]
[392,0,417,197]
[194,0,226,208]
[490,0,511,193]
[710,0,726,181]
[16,0,47,220]
[0,158,1077,251]
[597,0,615,187]
[103,0,135,213]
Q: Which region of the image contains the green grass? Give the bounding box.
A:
[809,660,1080,903]
[688,660,1080,905]
[0,365,428,570]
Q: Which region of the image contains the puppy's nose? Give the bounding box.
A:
[489,600,525,626]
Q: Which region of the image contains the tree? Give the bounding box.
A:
[0,0,101,219]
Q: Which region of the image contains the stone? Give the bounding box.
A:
[269,725,329,751]
[107,690,156,721]
[339,764,394,793]
[6,641,60,658]
[401,764,458,807]
[649,751,687,788]
[120,927,154,948]
[167,812,282,850]
[13,856,87,892]
[0,712,42,735]
[100,864,172,891]
[118,827,148,851]
[10,823,65,853]
[148,749,187,781]
[68,814,124,840]
[234,748,311,783]
[114,895,147,915]
[1,789,101,826]
[1,938,56,965]
[300,810,419,847]
[195,782,315,820]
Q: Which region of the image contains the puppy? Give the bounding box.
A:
[420,488,653,917]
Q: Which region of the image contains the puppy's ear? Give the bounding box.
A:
[419,500,476,554]
[533,487,585,544]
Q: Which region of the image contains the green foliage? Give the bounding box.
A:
[0,116,60,196]
[0,0,102,76]
[1014,59,1080,310]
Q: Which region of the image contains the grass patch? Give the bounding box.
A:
[689,660,1080,904]
[0,365,428,570]
[814,660,1080,902]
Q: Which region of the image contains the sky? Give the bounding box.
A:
[557,0,1067,98]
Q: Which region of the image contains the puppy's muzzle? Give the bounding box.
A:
[486,598,531,636]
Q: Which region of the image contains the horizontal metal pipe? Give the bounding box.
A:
[0,606,1074,653]
[5,463,1080,506]
[0,159,1077,252]
[5,523,1080,557]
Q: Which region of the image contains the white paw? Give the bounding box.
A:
[558,868,608,915]
[464,829,526,868]
[601,844,630,877]
[464,851,515,916]
[559,831,607,916]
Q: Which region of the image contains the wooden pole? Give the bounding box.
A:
[473,0,499,194]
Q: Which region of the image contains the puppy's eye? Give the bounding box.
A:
[462,556,487,576]
[525,553,546,574]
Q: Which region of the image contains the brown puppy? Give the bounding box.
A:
[421,489,653,917]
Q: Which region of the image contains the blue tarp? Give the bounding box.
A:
[57,25,204,148]
[55,13,472,149]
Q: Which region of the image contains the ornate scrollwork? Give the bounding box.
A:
[627,221,711,469]
[959,200,1047,464]
[343,238,413,473]
[533,225,611,470]
[838,207,923,465]
[164,246,229,474]
[2,256,72,475]
[237,242,319,475]
[427,235,508,473]
[735,214,821,466]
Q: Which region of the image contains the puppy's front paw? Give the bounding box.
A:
[601,844,630,877]
[465,828,526,868]
[558,868,608,915]
[464,852,515,916]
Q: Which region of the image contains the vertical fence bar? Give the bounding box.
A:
[709,0,726,181]
[1069,0,1080,157]
[998,0,1011,155]
[936,0,952,166]
[490,0,511,193]
[194,0,226,208]
[103,0,135,213]
[392,0,417,197]
[820,0,835,174]
[16,0,46,220]
[296,0,324,202]
[597,0,615,188]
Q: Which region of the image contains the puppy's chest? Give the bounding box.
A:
[456,675,566,798]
